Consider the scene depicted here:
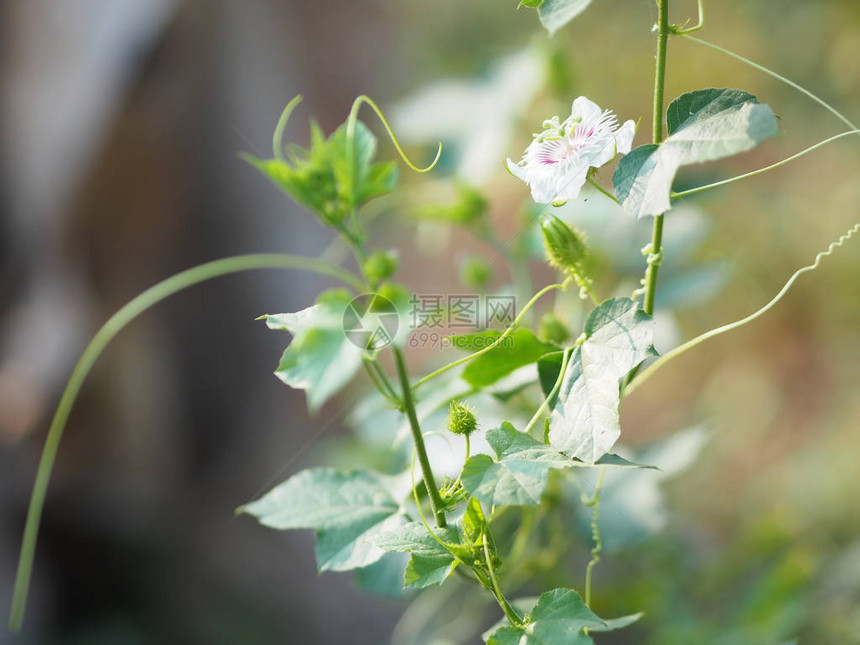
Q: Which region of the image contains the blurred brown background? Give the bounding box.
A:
[1,0,859,643]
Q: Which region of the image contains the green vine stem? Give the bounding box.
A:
[583,468,606,609]
[483,533,522,626]
[408,449,511,626]
[652,1,670,147]
[8,253,363,632]
[642,0,671,317]
[671,0,704,35]
[574,271,600,306]
[393,346,448,527]
[523,344,577,435]
[362,356,402,407]
[626,222,860,397]
[409,450,462,556]
[586,175,620,204]
[371,359,401,403]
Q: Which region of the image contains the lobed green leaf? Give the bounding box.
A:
[452,328,559,388]
[548,298,656,462]
[613,88,778,218]
[354,552,410,598]
[265,290,363,413]
[536,0,595,35]
[462,422,650,507]
[588,612,644,632]
[244,119,398,226]
[484,588,605,644]
[240,468,403,572]
[373,521,463,588]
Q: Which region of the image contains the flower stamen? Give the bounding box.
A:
[507,97,636,204]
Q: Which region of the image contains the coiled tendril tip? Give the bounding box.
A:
[273,94,304,161]
[347,94,442,174]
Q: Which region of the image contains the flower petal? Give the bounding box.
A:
[584,135,621,169]
[570,96,603,123]
[508,97,633,205]
[551,163,589,202]
[614,120,636,155]
[506,158,526,179]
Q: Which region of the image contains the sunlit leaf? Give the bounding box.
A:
[462,422,570,506]
[537,350,566,400]
[243,119,397,225]
[354,552,410,598]
[613,89,778,218]
[536,0,595,35]
[459,497,482,542]
[452,328,559,387]
[589,613,644,632]
[665,88,779,158]
[265,290,363,413]
[484,588,605,644]
[548,298,656,462]
[241,468,403,572]
[462,422,651,507]
[329,120,399,207]
[373,521,462,589]
[612,144,674,219]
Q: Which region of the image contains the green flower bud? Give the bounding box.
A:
[538,313,570,345]
[459,256,493,290]
[540,214,587,273]
[447,400,478,436]
[363,250,399,285]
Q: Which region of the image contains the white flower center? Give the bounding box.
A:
[534,110,619,166]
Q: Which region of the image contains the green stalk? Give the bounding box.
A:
[8,253,363,632]
[586,175,620,204]
[484,534,521,626]
[523,344,576,435]
[652,2,668,150]
[642,215,664,316]
[643,0,671,317]
[362,358,401,407]
[584,468,606,608]
[369,358,401,404]
[672,0,704,35]
[392,346,447,527]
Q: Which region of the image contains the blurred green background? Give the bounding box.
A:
[1,0,858,643]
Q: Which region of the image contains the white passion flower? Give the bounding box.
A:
[507,97,635,205]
